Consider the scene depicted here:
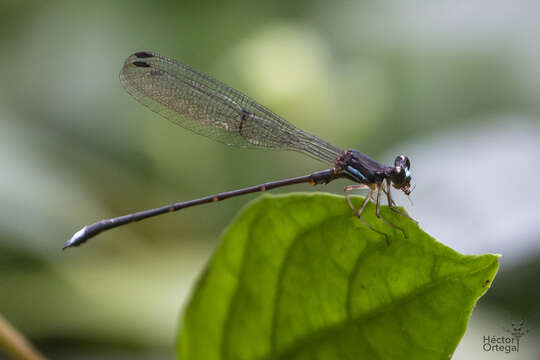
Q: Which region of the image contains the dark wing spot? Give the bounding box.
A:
[241,109,251,120]
[239,109,251,134]
[134,51,154,59]
[132,61,151,68]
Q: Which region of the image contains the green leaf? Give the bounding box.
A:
[176,193,499,360]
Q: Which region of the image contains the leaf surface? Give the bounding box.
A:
[177,193,498,360]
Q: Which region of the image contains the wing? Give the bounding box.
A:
[119,51,342,164]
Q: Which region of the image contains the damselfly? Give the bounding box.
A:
[64,51,414,249]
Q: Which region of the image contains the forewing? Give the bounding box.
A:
[119,51,342,162]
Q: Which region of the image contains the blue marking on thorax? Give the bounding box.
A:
[345,166,367,182]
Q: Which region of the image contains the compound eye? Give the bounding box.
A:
[395,154,410,169]
[404,156,410,169]
[399,156,411,179]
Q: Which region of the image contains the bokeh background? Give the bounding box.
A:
[1,0,539,358]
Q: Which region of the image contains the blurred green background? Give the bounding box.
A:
[1,0,539,359]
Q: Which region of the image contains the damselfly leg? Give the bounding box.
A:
[344,184,390,244]
[384,180,417,223]
[344,182,407,242]
[374,180,407,239]
[344,184,369,212]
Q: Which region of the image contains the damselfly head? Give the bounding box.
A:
[390,154,412,195]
